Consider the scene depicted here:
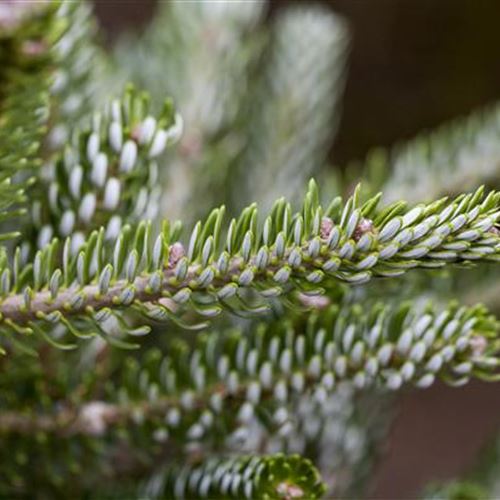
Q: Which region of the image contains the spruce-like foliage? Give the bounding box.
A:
[1,1,500,498]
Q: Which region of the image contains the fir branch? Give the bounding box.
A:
[337,102,500,208]
[0,326,385,498]
[0,3,58,238]
[0,1,110,243]
[231,5,349,212]
[7,1,500,496]
[45,0,109,152]
[1,301,497,442]
[379,102,500,203]
[30,85,182,249]
[115,0,264,222]
[20,0,117,251]
[141,454,326,499]
[117,0,263,115]
[0,182,500,347]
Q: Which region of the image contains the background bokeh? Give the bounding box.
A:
[92,1,500,496]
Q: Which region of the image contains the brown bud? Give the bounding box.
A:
[320,217,334,239]
[168,242,185,268]
[353,218,374,241]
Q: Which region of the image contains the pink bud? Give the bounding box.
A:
[353,218,374,241]
[489,226,500,236]
[320,217,334,239]
[168,242,185,267]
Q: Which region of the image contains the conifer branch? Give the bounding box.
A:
[45,0,109,152]
[1,301,497,443]
[31,85,182,249]
[0,182,500,348]
[142,454,326,499]
[0,1,110,243]
[115,0,264,222]
[381,103,500,203]
[2,3,500,495]
[231,5,349,212]
[0,3,57,238]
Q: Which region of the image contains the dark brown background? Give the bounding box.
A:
[92,1,500,497]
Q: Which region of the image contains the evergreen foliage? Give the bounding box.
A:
[1,1,500,498]
[0,2,55,240]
